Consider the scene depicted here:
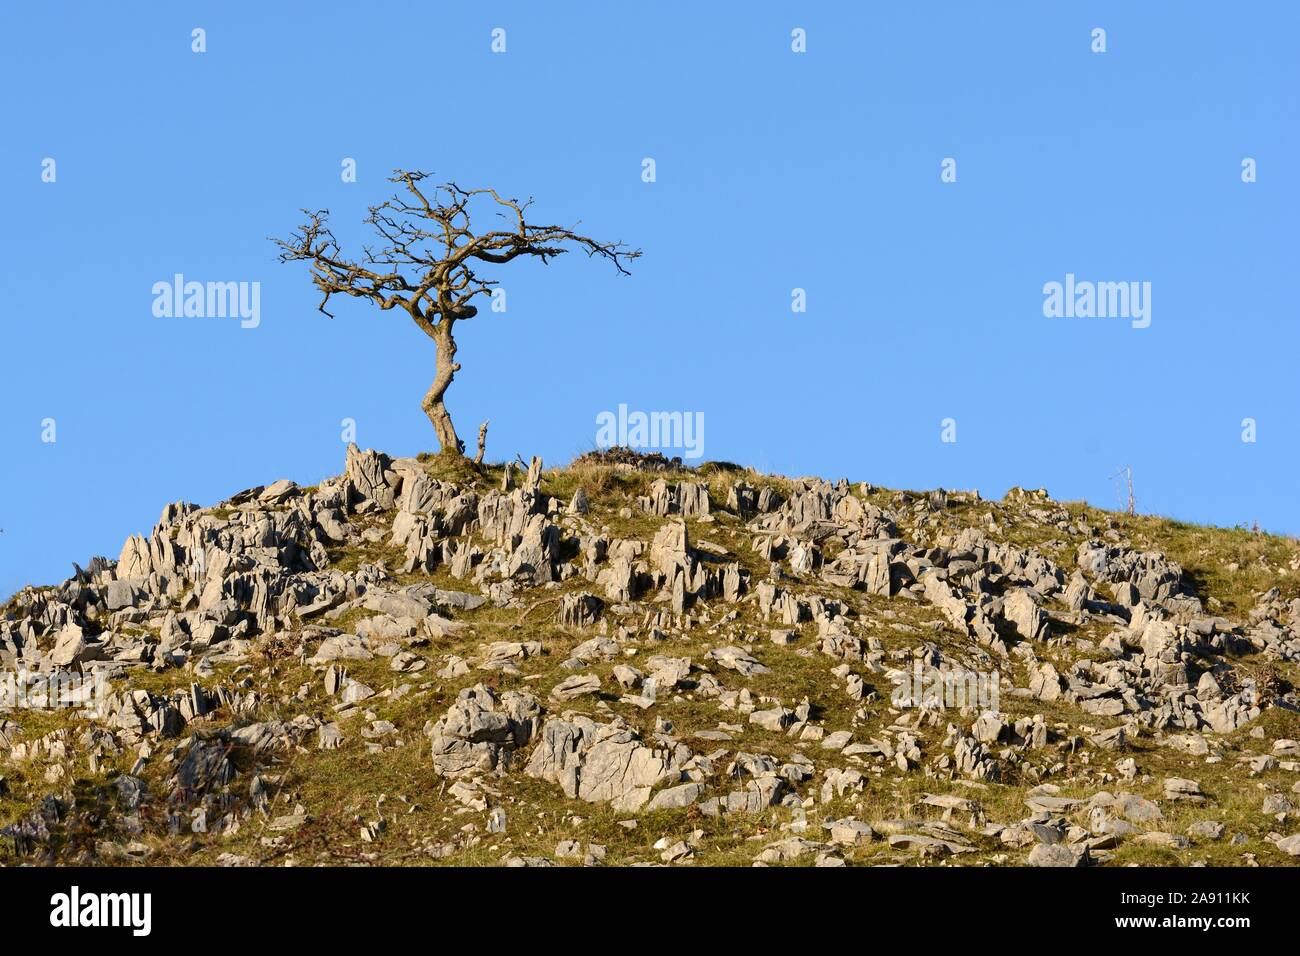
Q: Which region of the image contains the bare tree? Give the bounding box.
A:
[274,170,640,454]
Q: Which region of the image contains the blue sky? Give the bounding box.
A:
[1,1,1296,597]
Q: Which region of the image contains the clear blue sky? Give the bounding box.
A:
[2,2,1296,597]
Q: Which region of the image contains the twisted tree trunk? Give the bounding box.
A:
[274,172,639,457]
[422,329,462,454]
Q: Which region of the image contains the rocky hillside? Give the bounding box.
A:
[3,446,1300,867]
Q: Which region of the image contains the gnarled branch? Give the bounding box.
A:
[273,170,641,454]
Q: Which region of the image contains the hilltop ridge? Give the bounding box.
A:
[2,445,1299,867]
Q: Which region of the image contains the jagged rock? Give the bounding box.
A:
[1002,589,1049,642]
[174,740,236,795]
[550,674,602,702]
[310,633,372,663]
[865,550,893,596]
[597,557,638,602]
[645,656,692,690]
[570,636,619,664]
[1187,820,1224,840]
[828,819,875,846]
[646,782,704,811]
[1116,793,1163,824]
[612,664,643,689]
[341,679,375,704]
[727,481,757,515]
[525,715,680,812]
[821,730,854,751]
[1163,778,1204,802]
[426,684,541,776]
[1262,793,1292,815]
[1089,726,1127,750]
[757,837,829,863]
[714,776,786,815]
[344,445,402,511]
[640,479,710,517]
[48,625,107,667]
[1029,661,1064,702]
[1077,541,1199,612]
[1274,834,1300,856]
[1202,694,1260,734]
[557,593,603,629]
[479,641,542,673]
[748,707,794,732]
[649,520,691,577]
[706,645,769,676]
[1028,843,1087,867]
[887,832,975,856]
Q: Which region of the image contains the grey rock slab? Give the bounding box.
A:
[1116,793,1163,824]
[1275,834,1300,856]
[311,634,372,663]
[820,730,853,751]
[705,645,769,676]
[1187,820,1225,840]
[550,674,602,702]
[1027,843,1086,867]
[887,833,974,855]
[646,782,705,811]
